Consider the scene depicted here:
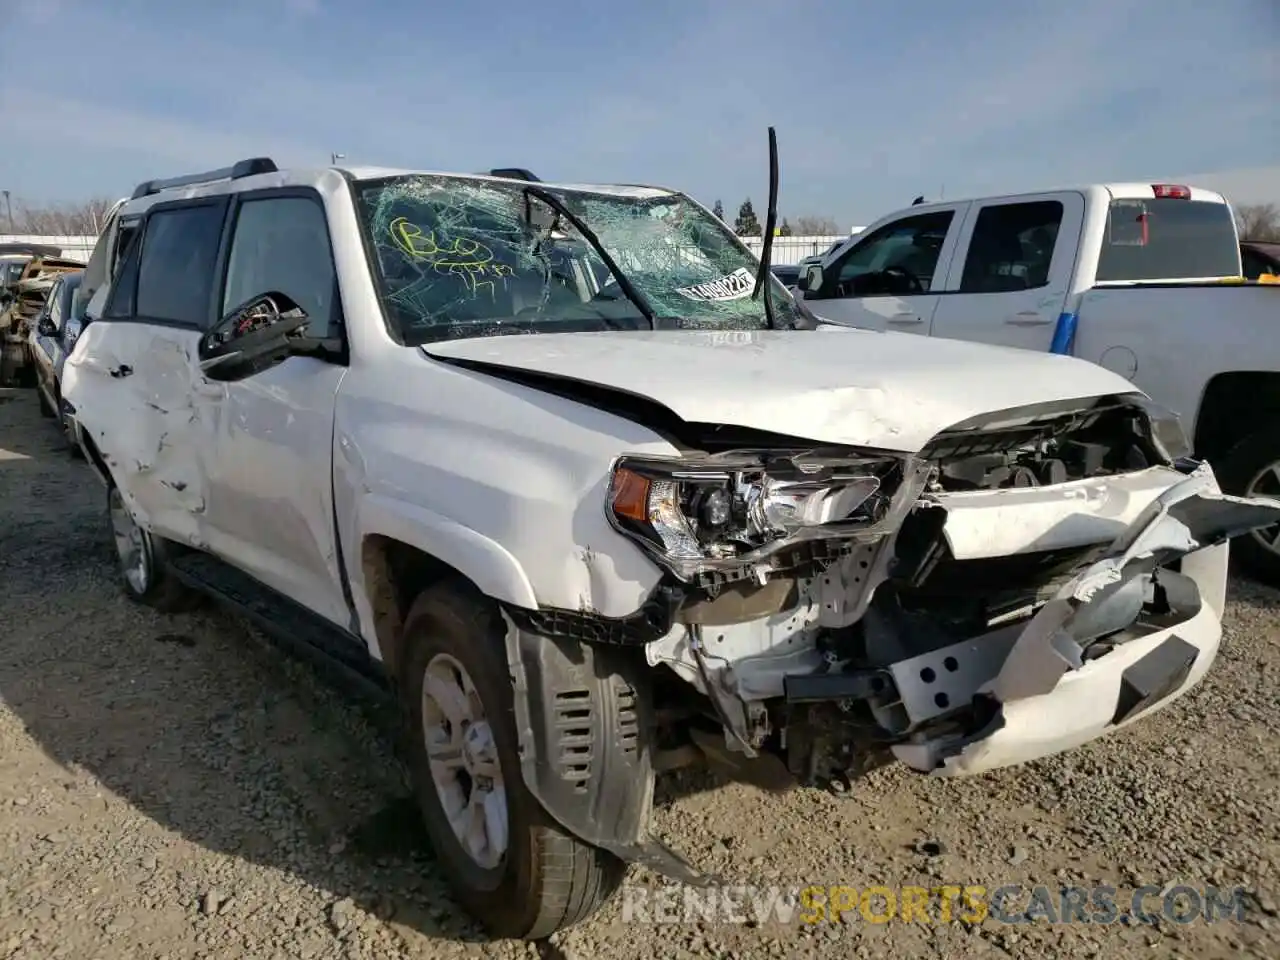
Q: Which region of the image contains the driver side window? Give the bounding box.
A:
[221,195,340,338]
[827,211,954,297]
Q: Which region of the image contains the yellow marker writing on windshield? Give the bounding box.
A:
[389,217,513,298]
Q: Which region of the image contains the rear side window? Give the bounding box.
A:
[135,204,225,325]
[1096,199,1239,282]
[960,201,1064,293]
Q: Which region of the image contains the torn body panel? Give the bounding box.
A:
[640,461,1280,782]
[62,322,213,543]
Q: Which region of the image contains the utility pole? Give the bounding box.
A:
[330,152,345,165]
[1,191,12,233]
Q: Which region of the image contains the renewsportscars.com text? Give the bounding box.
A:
[620,883,1251,926]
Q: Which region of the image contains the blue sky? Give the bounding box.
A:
[1,0,1276,227]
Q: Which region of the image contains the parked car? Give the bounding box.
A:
[0,254,85,385]
[1241,239,1280,280]
[65,157,1280,940]
[796,183,1280,582]
[28,269,87,451]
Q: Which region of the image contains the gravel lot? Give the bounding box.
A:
[1,385,1279,959]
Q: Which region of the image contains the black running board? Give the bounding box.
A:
[167,551,392,706]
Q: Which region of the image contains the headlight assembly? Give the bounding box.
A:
[606,451,918,580]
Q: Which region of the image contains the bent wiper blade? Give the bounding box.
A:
[751,126,780,331]
[521,186,657,331]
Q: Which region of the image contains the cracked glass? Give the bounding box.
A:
[354,174,803,345]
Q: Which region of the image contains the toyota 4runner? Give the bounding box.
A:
[63,157,1280,939]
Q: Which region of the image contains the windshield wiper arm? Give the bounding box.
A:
[522,186,657,331]
[750,126,780,330]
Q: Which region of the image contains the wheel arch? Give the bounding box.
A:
[1193,372,1280,465]
[356,495,538,680]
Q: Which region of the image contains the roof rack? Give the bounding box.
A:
[129,157,279,200]
[486,168,540,182]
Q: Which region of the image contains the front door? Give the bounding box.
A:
[799,204,969,334]
[197,190,351,628]
[928,192,1083,351]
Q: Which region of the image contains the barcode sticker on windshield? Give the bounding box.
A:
[676,267,756,302]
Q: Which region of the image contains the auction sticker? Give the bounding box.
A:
[676,267,756,303]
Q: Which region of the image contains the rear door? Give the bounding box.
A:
[64,197,230,545]
[928,192,1083,351]
[799,205,968,333]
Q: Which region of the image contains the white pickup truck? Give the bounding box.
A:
[796,183,1280,582]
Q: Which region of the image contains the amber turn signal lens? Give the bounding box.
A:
[610,468,651,522]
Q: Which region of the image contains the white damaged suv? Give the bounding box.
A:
[65,158,1280,939]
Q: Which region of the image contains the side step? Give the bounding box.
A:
[167,550,393,706]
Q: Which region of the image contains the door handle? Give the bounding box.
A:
[1006,311,1051,326]
[889,313,923,325]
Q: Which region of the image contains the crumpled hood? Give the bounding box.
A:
[422,327,1143,452]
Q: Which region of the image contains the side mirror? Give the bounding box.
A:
[800,264,823,294]
[37,315,57,337]
[200,292,309,377]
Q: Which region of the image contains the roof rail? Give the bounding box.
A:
[129,157,279,200]
[487,168,540,182]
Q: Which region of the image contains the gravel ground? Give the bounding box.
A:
[1,385,1279,960]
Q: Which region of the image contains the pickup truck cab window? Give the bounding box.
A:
[825,210,954,296]
[1096,197,1240,282]
[958,200,1064,293]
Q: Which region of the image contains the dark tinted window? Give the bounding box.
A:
[221,196,340,337]
[1241,244,1280,280]
[112,220,142,275]
[104,234,141,319]
[960,201,1064,292]
[1096,199,1239,282]
[136,205,225,325]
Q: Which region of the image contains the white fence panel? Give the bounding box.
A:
[0,234,97,261]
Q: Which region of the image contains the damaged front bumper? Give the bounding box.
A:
[789,462,1280,776]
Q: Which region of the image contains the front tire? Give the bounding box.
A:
[1216,427,1280,587]
[107,484,202,613]
[399,580,625,939]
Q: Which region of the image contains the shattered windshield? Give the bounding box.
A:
[354,174,802,344]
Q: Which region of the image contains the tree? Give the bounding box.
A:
[712,199,725,221]
[792,215,841,235]
[4,196,118,235]
[1236,203,1280,241]
[778,218,794,237]
[734,199,761,237]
